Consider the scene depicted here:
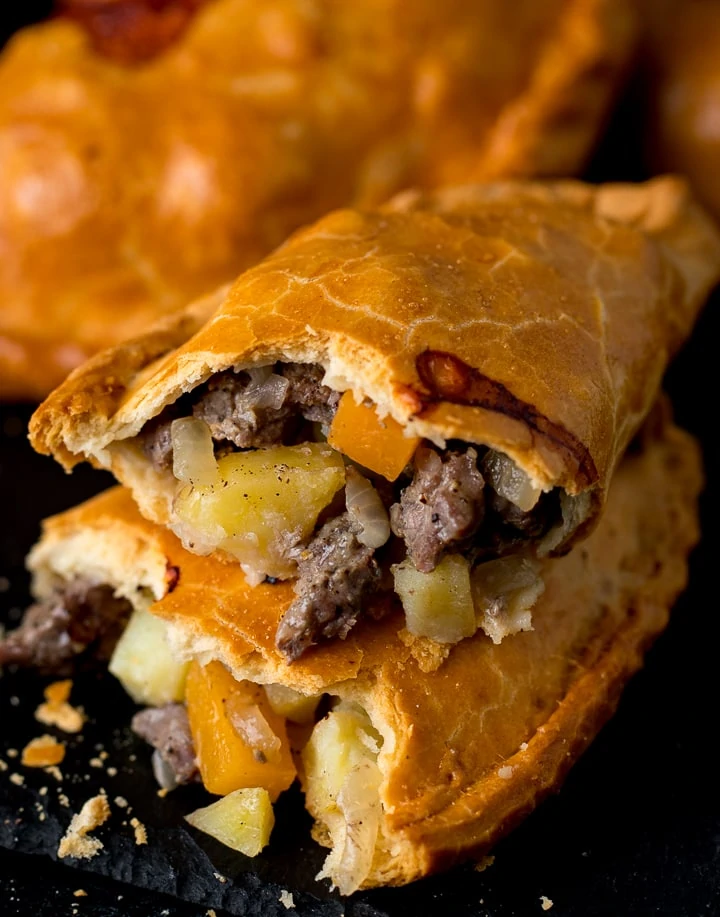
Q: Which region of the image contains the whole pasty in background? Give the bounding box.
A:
[0,0,636,399]
[643,0,720,222]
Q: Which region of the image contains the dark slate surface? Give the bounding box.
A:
[2,7,720,915]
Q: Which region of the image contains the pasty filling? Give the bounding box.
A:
[136,362,556,657]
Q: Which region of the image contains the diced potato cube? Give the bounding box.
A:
[302,701,380,814]
[472,556,544,644]
[185,661,296,800]
[185,787,274,857]
[263,684,321,724]
[109,606,189,706]
[392,554,475,643]
[173,444,346,579]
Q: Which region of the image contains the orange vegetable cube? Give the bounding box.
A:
[185,661,296,800]
[327,392,419,481]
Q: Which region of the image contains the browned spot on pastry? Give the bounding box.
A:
[59,0,211,64]
[415,350,597,487]
[165,562,180,594]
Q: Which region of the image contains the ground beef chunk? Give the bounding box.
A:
[281,362,340,425]
[487,491,552,538]
[0,582,132,671]
[470,489,560,562]
[139,413,176,471]
[192,369,294,449]
[275,513,380,662]
[132,703,198,787]
[141,362,341,471]
[390,446,485,572]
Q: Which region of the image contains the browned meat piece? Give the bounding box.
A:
[390,446,485,572]
[275,513,380,662]
[192,369,294,449]
[487,491,553,538]
[282,362,341,425]
[0,582,132,670]
[132,703,199,787]
[141,362,340,471]
[138,412,176,471]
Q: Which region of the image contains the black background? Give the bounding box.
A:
[1,7,719,916]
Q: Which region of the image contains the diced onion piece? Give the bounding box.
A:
[109,606,190,706]
[152,749,179,792]
[345,467,390,549]
[303,702,383,894]
[225,695,282,764]
[185,787,274,857]
[392,554,475,644]
[170,417,219,487]
[471,556,545,645]
[244,367,289,409]
[172,443,346,581]
[482,450,541,512]
[264,684,321,724]
[328,392,419,481]
[328,759,382,895]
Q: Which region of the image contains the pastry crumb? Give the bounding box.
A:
[540,896,554,911]
[397,627,450,672]
[114,796,128,808]
[157,787,169,798]
[0,759,7,772]
[7,748,18,758]
[106,766,118,777]
[89,757,103,769]
[45,764,63,782]
[36,681,85,734]
[474,855,495,873]
[497,766,514,779]
[130,817,147,845]
[213,872,227,884]
[21,735,65,768]
[58,794,111,860]
[73,889,88,898]
[58,792,71,807]
[206,911,217,917]
[9,773,24,786]
[279,889,295,909]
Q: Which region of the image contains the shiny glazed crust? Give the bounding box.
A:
[30,177,720,550]
[28,417,703,886]
[643,0,720,222]
[0,0,636,399]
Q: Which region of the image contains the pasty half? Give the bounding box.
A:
[9,411,702,890]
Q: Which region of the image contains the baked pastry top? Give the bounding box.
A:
[0,0,636,399]
[643,0,720,222]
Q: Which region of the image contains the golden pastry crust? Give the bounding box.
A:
[0,0,636,399]
[643,0,720,222]
[30,177,720,552]
[28,415,703,886]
